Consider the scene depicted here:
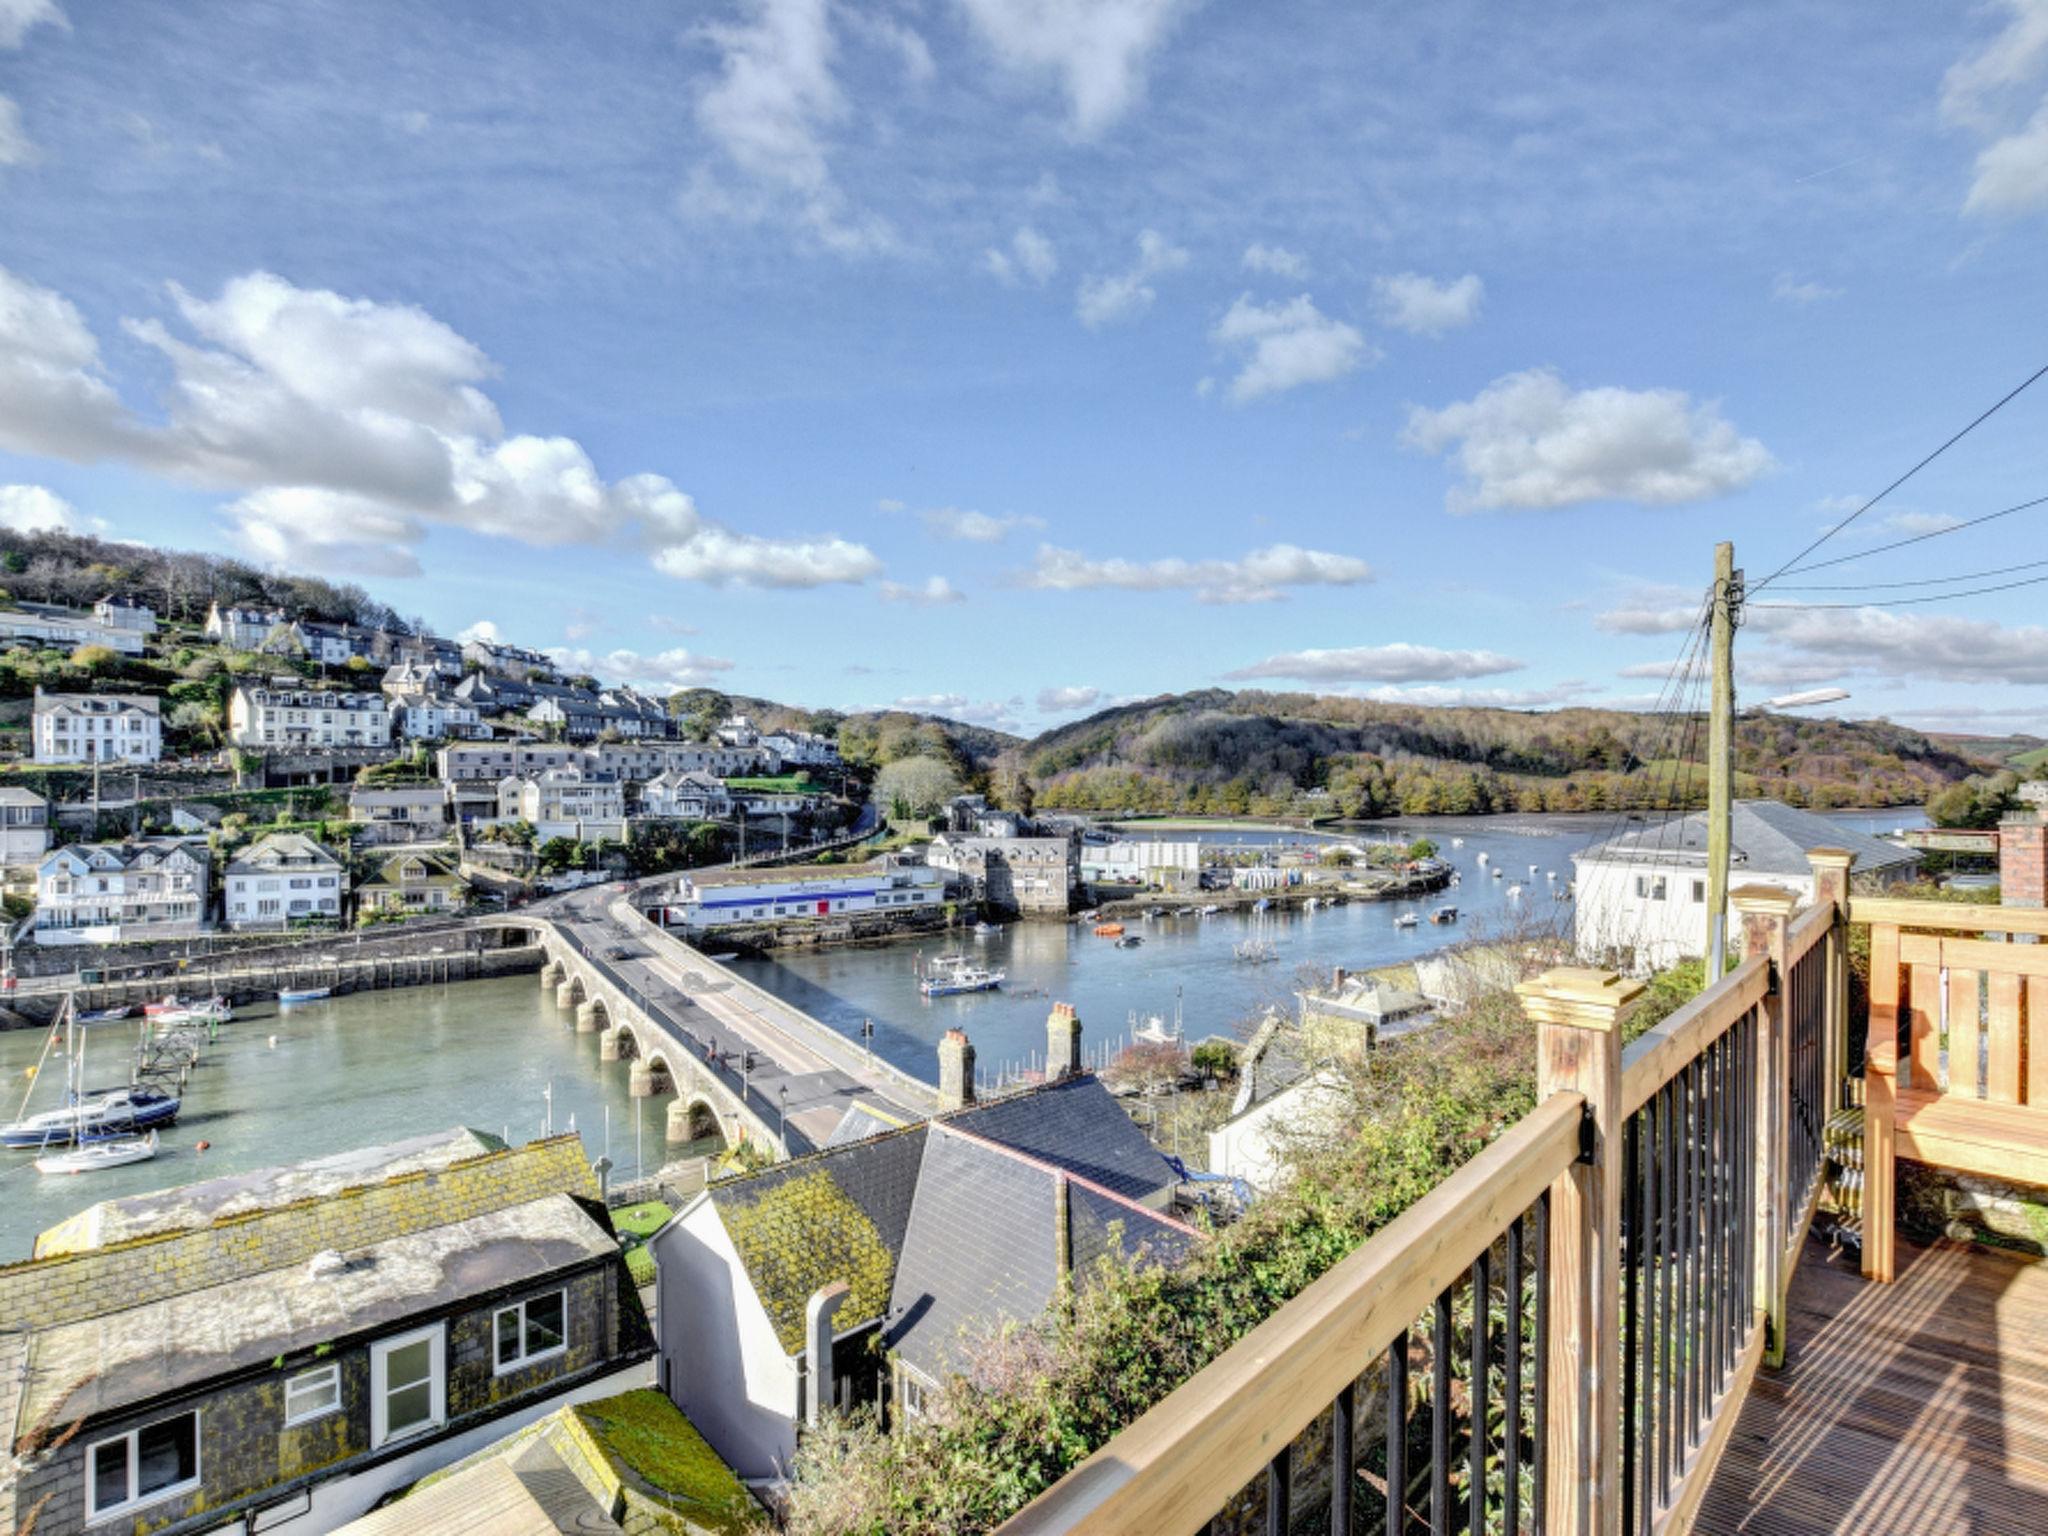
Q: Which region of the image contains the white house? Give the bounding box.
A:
[92,595,157,635]
[34,840,211,945]
[204,601,285,649]
[714,714,760,748]
[1571,799,1920,973]
[0,786,50,868]
[640,768,732,821]
[461,638,554,680]
[396,694,486,742]
[0,608,147,656]
[759,729,839,768]
[495,766,626,842]
[1078,838,1202,886]
[223,833,348,929]
[349,784,450,843]
[228,685,392,750]
[665,861,942,929]
[32,689,162,764]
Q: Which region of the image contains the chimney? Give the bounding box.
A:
[1046,1002,1083,1081]
[1332,966,1349,990]
[938,1029,976,1110]
[804,1282,849,1426]
[2001,809,2048,910]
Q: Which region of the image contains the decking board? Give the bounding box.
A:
[1697,1229,2048,1534]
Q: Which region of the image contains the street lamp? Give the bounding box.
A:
[778,1084,788,1151]
[1762,688,1851,711]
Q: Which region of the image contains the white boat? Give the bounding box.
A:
[1200,904,1222,915]
[37,1130,158,1175]
[1451,837,1464,848]
[1507,884,1524,899]
[1233,939,1278,964]
[278,986,331,1005]
[1476,852,1489,865]
[145,995,232,1026]
[971,923,999,940]
[1251,897,1272,913]
[918,954,1005,997]
[1395,913,1419,929]
[1492,868,1504,879]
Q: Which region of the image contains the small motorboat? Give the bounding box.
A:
[1451,837,1464,848]
[918,955,1006,997]
[1093,922,1126,938]
[1116,934,1144,949]
[971,922,999,939]
[1144,906,1165,919]
[1251,897,1272,913]
[1430,905,1459,925]
[1492,868,1504,880]
[36,1130,158,1175]
[1200,904,1222,916]
[78,1006,132,1024]
[1476,852,1489,865]
[1507,884,1524,899]
[1395,912,1419,929]
[145,995,232,1026]
[278,986,331,1005]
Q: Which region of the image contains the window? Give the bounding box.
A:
[371,1324,444,1447]
[284,1363,341,1426]
[1691,879,1707,904]
[86,1412,200,1522]
[1634,875,1668,901]
[494,1290,568,1374]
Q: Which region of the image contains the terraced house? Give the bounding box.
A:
[0,1129,652,1535]
[33,838,210,945]
[229,684,393,750]
[31,688,162,764]
[222,832,349,930]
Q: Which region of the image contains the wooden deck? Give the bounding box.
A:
[1698,1228,2048,1534]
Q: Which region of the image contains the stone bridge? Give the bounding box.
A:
[487,915,784,1154]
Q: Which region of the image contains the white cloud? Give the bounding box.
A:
[879,576,966,605]
[920,506,1042,542]
[0,96,30,167]
[456,620,502,645]
[1883,510,1963,536]
[1036,684,1102,713]
[1357,680,1600,709]
[690,0,896,254]
[0,0,64,49]
[1224,643,1524,684]
[1019,542,1373,604]
[891,691,1019,727]
[1593,581,1706,636]
[1242,243,1308,279]
[1211,293,1373,402]
[547,645,735,690]
[1772,273,1842,305]
[1404,368,1775,513]
[1075,228,1187,327]
[0,264,883,588]
[955,0,1191,137]
[0,482,73,532]
[1942,0,2048,215]
[1372,272,1484,336]
[984,225,1058,285]
[1746,606,2048,687]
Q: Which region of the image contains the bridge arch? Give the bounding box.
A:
[673,1096,728,1149]
[633,1050,678,1098]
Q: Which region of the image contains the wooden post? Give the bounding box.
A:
[1733,885,1798,1364]
[1518,966,1642,1536]
[1805,849,1855,1121]
[1863,920,1901,1282]
[1704,542,1740,973]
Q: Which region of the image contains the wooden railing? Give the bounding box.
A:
[1851,894,2048,1284]
[999,853,1851,1536]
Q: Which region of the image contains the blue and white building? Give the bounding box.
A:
[665,861,944,929]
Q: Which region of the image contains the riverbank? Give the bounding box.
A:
[1094,863,1452,918]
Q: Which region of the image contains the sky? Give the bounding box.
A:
[1,0,2046,740]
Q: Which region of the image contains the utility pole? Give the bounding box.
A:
[1705,541,1742,976]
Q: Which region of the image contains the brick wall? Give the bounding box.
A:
[0,1137,598,1328]
[10,1265,623,1534]
[2000,815,2046,909]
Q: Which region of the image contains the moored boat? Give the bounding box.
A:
[1,1085,181,1148]
[278,986,331,1005]
[1430,905,1459,925]
[1395,912,1419,929]
[1093,922,1125,938]
[918,954,1006,997]
[36,1130,158,1175]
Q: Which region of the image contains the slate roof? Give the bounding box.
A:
[710,1125,930,1351]
[882,1126,1196,1380]
[1573,799,1920,879]
[946,1074,1175,1204]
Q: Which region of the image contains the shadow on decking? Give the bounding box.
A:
[1698,1227,2048,1534]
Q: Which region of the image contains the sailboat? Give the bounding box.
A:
[1,997,180,1150]
[37,1130,158,1175]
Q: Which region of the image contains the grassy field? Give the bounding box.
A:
[722,774,815,793]
[613,1200,672,1287]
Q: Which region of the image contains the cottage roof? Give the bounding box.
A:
[225,831,342,875]
[1572,799,1919,879]
[40,838,209,875]
[361,849,463,887]
[349,784,448,808]
[0,786,46,809]
[31,689,159,717]
[944,1073,1176,1205]
[35,1127,507,1255]
[19,1194,615,1430]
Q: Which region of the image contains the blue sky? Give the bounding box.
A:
[1,0,2046,737]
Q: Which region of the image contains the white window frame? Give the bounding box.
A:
[84,1410,201,1525]
[370,1323,445,1448]
[493,1289,569,1375]
[283,1362,341,1427]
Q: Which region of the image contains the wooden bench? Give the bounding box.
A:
[1859,897,2048,1281]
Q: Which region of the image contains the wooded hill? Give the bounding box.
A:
[1002,689,2002,817]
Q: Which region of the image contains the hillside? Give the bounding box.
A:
[1008,689,1998,818]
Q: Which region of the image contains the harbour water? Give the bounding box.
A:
[0,975,652,1262]
[0,809,1925,1261]
[731,809,1927,1088]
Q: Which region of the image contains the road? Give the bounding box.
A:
[532,859,931,1155]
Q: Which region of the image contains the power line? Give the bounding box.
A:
[1749,361,2048,594]
[1765,554,2048,592]
[1751,570,2048,610]
[1767,491,2048,579]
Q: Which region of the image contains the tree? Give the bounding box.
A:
[536,836,583,874]
[70,644,119,673]
[875,755,963,820]
[1927,770,2023,830]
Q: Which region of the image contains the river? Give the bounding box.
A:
[730,809,1926,1089]
[0,808,1925,1262]
[0,975,656,1262]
